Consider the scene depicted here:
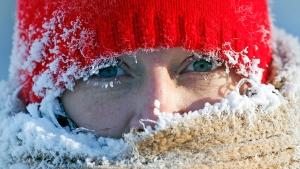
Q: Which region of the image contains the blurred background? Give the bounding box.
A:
[1,0,300,81]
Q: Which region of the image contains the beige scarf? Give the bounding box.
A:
[125,102,300,168]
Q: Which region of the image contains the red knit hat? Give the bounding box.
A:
[11,0,272,104]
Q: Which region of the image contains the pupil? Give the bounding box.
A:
[98,66,118,78]
[193,59,212,72]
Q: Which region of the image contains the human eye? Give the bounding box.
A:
[182,58,218,73]
[96,65,127,78]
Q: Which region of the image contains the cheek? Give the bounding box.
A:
[176,70,240,111]
[61,84,134,137]
[179,73,234,94]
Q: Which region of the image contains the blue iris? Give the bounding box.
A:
[193,59,213,72]
[97,66,118,78]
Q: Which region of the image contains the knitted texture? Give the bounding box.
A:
[13,0,272,104]
[129,102,300,168]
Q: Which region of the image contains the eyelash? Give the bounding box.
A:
[180,55,219,74]
[92,60,128,79]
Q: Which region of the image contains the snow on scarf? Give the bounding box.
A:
[1,27,300,168]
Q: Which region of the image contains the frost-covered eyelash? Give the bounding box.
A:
[190,54,222,65]
[87,58,118,78]
[116,60,125,69]
[86,59,127,79]
[181,54,221,71]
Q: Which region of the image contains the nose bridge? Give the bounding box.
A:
[140,66,177,115]
[147,67,167,102]
[129,66,178,130]
[129,66,175,130]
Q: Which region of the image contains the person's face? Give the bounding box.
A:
[61,47,241,138]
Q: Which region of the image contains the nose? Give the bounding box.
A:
[129,66,180,131]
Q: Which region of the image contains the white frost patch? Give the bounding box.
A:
[26,103,40,118]
[87,58,117,79]
[222,42,264,83]
[153,100,161,116]
[249,59,263,83]
[49,58,60,73]
[25,39,47,73]
[0,112,128,168]
[271,26,300,101]
[154,100,160,109]
[10,9,111,101]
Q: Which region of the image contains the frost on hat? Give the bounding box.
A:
[10,0,272,104]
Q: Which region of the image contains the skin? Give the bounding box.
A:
[61,47,242,138]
